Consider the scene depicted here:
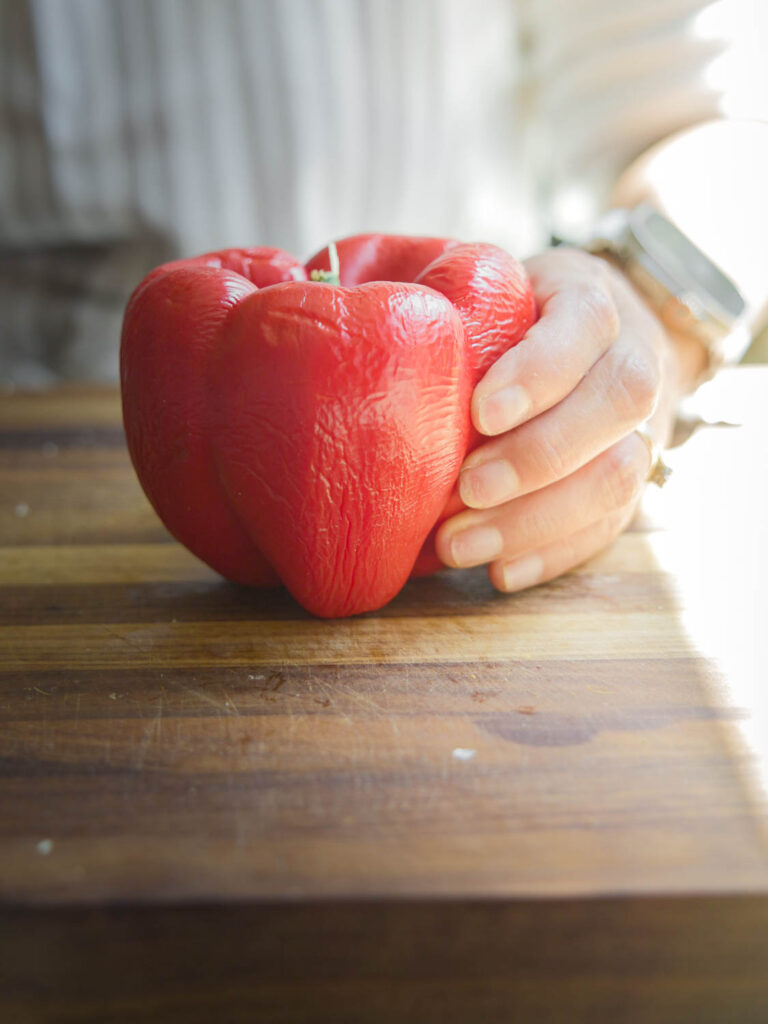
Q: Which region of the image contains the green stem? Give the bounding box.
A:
[309,240,341,285]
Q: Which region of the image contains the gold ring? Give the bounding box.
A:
[635,426,672,487]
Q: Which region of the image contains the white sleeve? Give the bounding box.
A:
[518,0,735,240]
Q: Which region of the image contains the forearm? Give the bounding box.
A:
[521,0,730,241]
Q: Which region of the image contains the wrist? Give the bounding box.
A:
[666,328,710,396]
[578,204,749,393]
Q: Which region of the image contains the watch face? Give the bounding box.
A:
[632,207,745,325]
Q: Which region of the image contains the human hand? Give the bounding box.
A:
[435,247,680,592]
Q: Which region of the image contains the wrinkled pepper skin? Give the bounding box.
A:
[120,235,537,617]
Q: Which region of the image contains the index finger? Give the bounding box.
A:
[472,249,621,436]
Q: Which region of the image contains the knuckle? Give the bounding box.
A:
[611,348,661,421]
[527,431,570,484]
[599,440,646,511]
[578,250,613,284]
[571,280,621,346]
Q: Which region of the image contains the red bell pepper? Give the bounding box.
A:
[120,234,537,617]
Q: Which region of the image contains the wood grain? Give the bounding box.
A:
[0,531,687,585]
[1,376,767,1021]
[0,612,701,670]
[3,897,768,1024]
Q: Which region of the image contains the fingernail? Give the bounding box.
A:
[459,459,520,508]
[477,385,532,435]
[502,554,544,592]
[449,525,503,567]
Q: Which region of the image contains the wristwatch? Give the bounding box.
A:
[581,203,749,380]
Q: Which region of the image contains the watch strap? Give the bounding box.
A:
[582,205,749,378]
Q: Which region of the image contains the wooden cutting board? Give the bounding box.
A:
[1,370,767,1022]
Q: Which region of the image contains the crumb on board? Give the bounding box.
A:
[452,747,477,761]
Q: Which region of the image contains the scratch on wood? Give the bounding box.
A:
[344,687,384,714]
[175,682,229,715]
[134,690,164,770]
[267,671,285,692]
[222,688,240,716]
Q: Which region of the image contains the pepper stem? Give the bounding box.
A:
[309,241,341,285]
